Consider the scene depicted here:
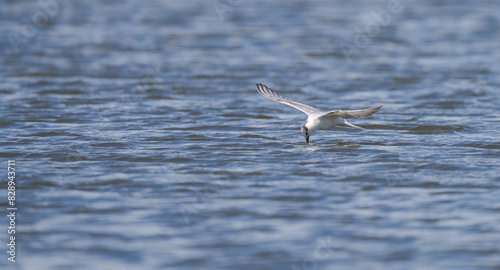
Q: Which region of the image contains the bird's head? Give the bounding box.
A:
[301,122,310,143]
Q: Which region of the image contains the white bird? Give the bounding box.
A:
[256,83,382,143]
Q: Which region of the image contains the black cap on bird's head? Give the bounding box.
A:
[301,122,309,143]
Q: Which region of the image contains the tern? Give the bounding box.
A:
[256,83,382,143]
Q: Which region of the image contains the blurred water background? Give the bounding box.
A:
[1,0,499,269]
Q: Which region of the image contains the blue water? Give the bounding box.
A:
[1,0,499,269]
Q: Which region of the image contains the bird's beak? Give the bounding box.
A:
[306,137,309,143]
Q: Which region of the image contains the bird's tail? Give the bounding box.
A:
[342,121,364,129]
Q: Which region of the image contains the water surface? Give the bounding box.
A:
[1,0,499,269]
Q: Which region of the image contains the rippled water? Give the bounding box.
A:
[1,0,500,269]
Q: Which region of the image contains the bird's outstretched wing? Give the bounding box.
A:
[256,83,321,115]
[320,106,383,119]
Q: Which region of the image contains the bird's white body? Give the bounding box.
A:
[256,83,382,143]
[305,114,344,132]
